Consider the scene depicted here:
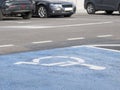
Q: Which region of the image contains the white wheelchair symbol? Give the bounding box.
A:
[14,56,106,70]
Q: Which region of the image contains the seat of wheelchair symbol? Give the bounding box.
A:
[14,55,106,70]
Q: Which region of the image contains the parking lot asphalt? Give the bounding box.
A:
[0,13,120,90]
[0,13,120,54]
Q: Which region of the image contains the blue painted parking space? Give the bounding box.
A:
[0,46,120,90]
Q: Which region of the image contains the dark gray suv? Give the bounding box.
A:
[84,0,120,14]
[31,0,76,18]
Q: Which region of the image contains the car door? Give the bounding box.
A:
[94,0,103,10]
[102,0,117,10]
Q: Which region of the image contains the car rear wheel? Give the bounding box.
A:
[105,11,113,14]
[37,6,48,18]
[22,12,32,19]
[86,3,95,14]
[0,10,3,20]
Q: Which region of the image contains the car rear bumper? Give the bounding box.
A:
[4,5,33,15]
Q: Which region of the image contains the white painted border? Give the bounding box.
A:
[0,21,113,29]
[32,40,53,44]
[0,44,14,48]
[71,44,120,53]
[86,46,120,53]
[97,35,113,38]
[67,37,85,40]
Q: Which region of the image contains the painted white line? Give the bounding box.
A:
[70,44,120,52]
[97,35,112,38]
[88,44,120,47]
[56,19,77,21]
[0,44,14,48]
[67,37,85,41]
[54,21,113,28]
[41,62,67,66]
[17,21,31,24]
[81,63,106,70]
[32,40,53,44]
[15,56,106,70]
[0,21,113,29]
[86,46,120,53]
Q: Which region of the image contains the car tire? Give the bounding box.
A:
[22,12,32,19]
[0,10,3,20]
[64,14,72,17]
[86,3,95,14]
[105,11,113,14]
[37,5,48,18]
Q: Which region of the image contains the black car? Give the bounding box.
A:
[84,0,120,14]
[0,0,33,20]
[31,0,76,18]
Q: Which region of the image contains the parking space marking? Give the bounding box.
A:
[16,21,31,24]
[70,44,120,52]
[56,21,113,28]
[67,37,85,41]
[97,34,112,38]
[14,55,106,70]
[86,45,120,53]
[0,45,120,90]
[0,44,14,48]
[55,18,78,21]
[0,21,113,29]
[32,40,53,44]
[88,44,120,47]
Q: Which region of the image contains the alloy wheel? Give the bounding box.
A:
[87,4,95,14]
[38,6,48,18]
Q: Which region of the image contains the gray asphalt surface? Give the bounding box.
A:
[0,13,120,54]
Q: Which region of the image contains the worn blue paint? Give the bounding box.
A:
[0,46,120,90]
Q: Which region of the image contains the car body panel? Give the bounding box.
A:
[84,0,120,11]
[0,0,33,17]
[101,0,117,10]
